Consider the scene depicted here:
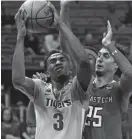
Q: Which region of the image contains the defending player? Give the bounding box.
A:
[82,21,132,139]
[12,3,92,139]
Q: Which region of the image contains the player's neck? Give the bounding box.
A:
[51,76,70,91]
[94,74,114,88]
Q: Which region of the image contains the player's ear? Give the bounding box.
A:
[45,71,51,83]
[46,71,50,78]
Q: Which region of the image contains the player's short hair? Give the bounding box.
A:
[44,50,69,71]
[85,46,98,59]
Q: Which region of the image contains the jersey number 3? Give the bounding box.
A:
[86,106,103,127]
[53,113,63,131]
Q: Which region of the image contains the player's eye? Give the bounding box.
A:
[104,53,110,59]
[60,57,66,62]
[50,59,56,64]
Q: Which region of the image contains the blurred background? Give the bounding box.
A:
[1,1,132,139]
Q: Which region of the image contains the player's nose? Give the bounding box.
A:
[55,59,62,65]
[97,56,103,63]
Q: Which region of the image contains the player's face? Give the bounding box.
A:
[95,48,117,75]
[47,53,70,80]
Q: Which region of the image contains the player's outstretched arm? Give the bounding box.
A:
[51,4,92,91]
[12,8,37,100]
[59,0,77,75]
[102,20,132,95]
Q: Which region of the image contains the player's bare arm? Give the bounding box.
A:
[12,8,37,99]
[102,20,132,95]
[59,0,77,75]
[51,5,92,91]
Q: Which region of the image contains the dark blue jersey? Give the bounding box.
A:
[83,80,129,139]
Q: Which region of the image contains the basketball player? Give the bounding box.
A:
[26,0,98,128]
[42,4,132,139]
[26,0,78,127]
[82,21,132,139]
[12,3,92,139]
[51,2,132,138]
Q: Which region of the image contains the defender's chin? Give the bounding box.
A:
[96,70,104,77]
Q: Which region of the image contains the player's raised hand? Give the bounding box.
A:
[60,0,79,7]
[15,8,28,38]
[47,2,60,27]
[60,0,71,7]
[32,72,48,82]
[102,20,113,47]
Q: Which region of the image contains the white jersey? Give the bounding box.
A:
[31,76,88,139]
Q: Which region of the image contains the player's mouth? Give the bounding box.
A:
[96,64,103,68]
[55,66,63,72]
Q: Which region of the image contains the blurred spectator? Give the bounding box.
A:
[1,84,5,107]
[44,34,60,53]
[123,2,132,26]
[1,103,5,112]
[83,30,99,47]
[16,101,27,123]
[20,102,36,139]
[26,126,35,139]
[103,2,124,31]
[1,108,21,139]
[24,32,42,55]
[20,122,35,139]
[1,5,15,32]
[24,47,36,57]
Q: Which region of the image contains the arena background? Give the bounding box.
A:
[1,1,132,139]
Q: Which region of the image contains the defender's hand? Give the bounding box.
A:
[61,0,79,7]
[48,2,60,27]
[102,20,113,47]
[60,0,72,7]
[15,8,28,39]
[32,72,48,82]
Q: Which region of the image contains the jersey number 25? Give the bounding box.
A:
[85,106,103,127]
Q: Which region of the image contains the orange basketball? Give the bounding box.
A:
[21,0,54,33]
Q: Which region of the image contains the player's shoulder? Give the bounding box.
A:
[32,78,50,89]
[111,80,120,88]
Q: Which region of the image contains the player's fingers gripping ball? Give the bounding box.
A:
[20,0,54,33]
[15,8,27,37]
[47,2,60,27]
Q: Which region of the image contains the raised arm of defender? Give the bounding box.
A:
[12,9,38,100]
[51,3,92,91]
[59,1,77,75]
[102,20,132,97]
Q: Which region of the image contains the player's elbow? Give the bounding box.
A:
[12,78,25,90]
[124,68,132,79]
[77,61,92,91]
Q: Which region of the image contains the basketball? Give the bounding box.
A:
[21,0,54,33]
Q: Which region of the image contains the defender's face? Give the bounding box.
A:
[47,53,70,79]
[95,48,116,74]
